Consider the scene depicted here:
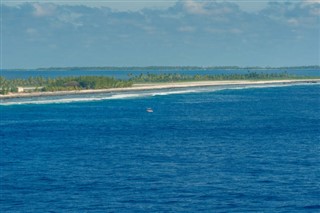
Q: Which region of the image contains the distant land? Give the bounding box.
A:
[2,65,320,71]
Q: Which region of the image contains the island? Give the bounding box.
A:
[1,73,319,99]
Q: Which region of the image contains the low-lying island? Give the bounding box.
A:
[1,79,319,100]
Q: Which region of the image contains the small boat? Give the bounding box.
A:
[146,108,153,113]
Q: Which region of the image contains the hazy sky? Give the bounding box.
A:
[1,0,319,69]
[2,0,270,12]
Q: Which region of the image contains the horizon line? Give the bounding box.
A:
[1,65,320,71]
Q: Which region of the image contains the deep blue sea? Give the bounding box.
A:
[1,83,320,212]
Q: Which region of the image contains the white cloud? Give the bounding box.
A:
[58,12,83,27]
[183,0,208,15]
[26,28,38,35]
[310,8,320,15]
[236,2,268,12]
[303,0,320,16]
[3,0,175,11]
[303,0,320,4]
[2,1,319,68]
[205,27,242,34]
[32,3,56,17]
[287,18,299,26]
[182,0,237,16]
[178,26,196,32]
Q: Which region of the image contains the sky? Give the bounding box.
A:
[1,0,319,69]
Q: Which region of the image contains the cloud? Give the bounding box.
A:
[287,18,300,26]
[58,12,83,27]
[183,0,208,15]
[178,26,196,32]
[2,1,319,68]
[260,1,319,29]
[205,27,242,34]
[304,1,320,15]
[26,28,38,35]
[182,0,238,16]
[303,0,320,4]
[32,3,56,17]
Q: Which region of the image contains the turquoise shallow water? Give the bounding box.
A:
[1,84,319,212]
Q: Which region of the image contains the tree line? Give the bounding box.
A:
[0,76,132,94]
[0,72,315,94]
[128,72,305,83]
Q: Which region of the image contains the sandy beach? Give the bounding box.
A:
[1,79,319,100]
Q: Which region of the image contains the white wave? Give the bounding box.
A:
[230,84,290,90]
[151,89,198,96]
[106,93,147,99]
[223,82,319,91]
[0,93,149,105]
[0,89,201,105]
[0,82,318,106]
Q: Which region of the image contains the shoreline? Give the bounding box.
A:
[1,79,319,100]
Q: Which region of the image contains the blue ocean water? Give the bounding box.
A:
[1,69,319,79]
[1,84,319,212]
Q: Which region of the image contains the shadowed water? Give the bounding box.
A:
[1,84,319,212]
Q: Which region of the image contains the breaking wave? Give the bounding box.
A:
[0,82,317,106]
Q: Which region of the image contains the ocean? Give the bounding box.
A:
[1,83,319,212]
[1,69,320,79]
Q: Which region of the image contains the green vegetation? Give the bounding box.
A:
[0,72,317,95]
[129,72,311,83]
[0,76,132,94]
